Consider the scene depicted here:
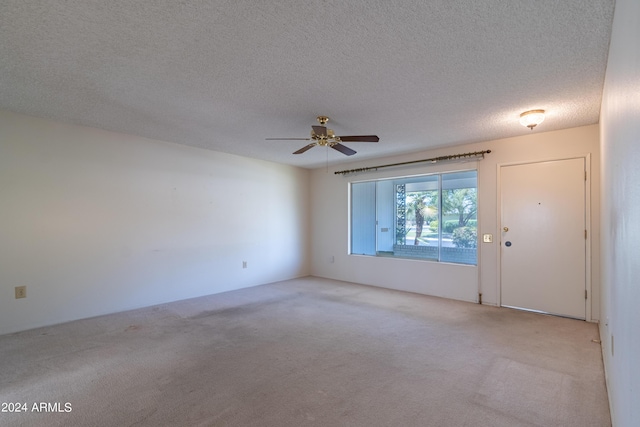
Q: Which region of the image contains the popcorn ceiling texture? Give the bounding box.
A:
[0,0,614,168]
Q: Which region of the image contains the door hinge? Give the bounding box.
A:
[585,289,588,300]
[585,230,587,239]
[585,171,587,181]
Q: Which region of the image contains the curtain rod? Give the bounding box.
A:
[333,150,492,175]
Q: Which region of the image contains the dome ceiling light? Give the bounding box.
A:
[519,110,545,130]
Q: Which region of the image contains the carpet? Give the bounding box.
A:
[0,277,611,426]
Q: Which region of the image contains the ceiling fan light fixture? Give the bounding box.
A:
[266,115,379,156]
[519,109,545,130]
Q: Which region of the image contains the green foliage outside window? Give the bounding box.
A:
[452,227,478,248]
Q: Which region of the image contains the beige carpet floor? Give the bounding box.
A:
[0,276,611,426]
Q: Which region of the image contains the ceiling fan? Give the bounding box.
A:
[266,116,379,156]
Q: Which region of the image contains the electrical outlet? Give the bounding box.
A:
[15,286,27,299]
[242,261,247,269]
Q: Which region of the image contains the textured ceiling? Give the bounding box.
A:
[0,1,615,168]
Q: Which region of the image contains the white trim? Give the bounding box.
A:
[496,162,503,307]
[585,153,593,322]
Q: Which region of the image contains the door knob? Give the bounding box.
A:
[503,227,509,232]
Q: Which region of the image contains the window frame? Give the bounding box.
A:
[349,169,478,265]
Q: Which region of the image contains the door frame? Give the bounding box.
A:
[496,154,592,321]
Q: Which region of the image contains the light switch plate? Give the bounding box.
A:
[483,234,493,243]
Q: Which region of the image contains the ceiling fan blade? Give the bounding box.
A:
[337,135,379,142]
[265,138,312,141]
[293,143,316,154]
[312,125,327,137]
[331,143,357,156]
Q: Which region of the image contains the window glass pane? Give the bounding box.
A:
[393,175,440,260]
[441,172,477,264]
[349,170,477,265]
[351,181,376,255]
[376,180,395,253]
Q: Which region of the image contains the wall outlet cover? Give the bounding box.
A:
[15,286,27,299]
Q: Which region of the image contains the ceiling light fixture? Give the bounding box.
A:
[519,109,545,130]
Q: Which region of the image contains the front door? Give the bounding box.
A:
[500,158,586,319]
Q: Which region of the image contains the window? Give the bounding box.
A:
[350,170,477,265]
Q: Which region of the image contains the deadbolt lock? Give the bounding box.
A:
[503,227,509,232]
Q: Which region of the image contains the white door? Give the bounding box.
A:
[500,158,586,319]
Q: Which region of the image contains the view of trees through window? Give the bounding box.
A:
[351,170,477,265]
[403,187,477,248]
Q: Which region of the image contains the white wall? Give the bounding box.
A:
[311,125,600,316]
[0,110,310,335]
[599,0,640,424]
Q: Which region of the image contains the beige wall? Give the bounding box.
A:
[0,110,310,335]
[311,124,600,319]
[599,0,640,424]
